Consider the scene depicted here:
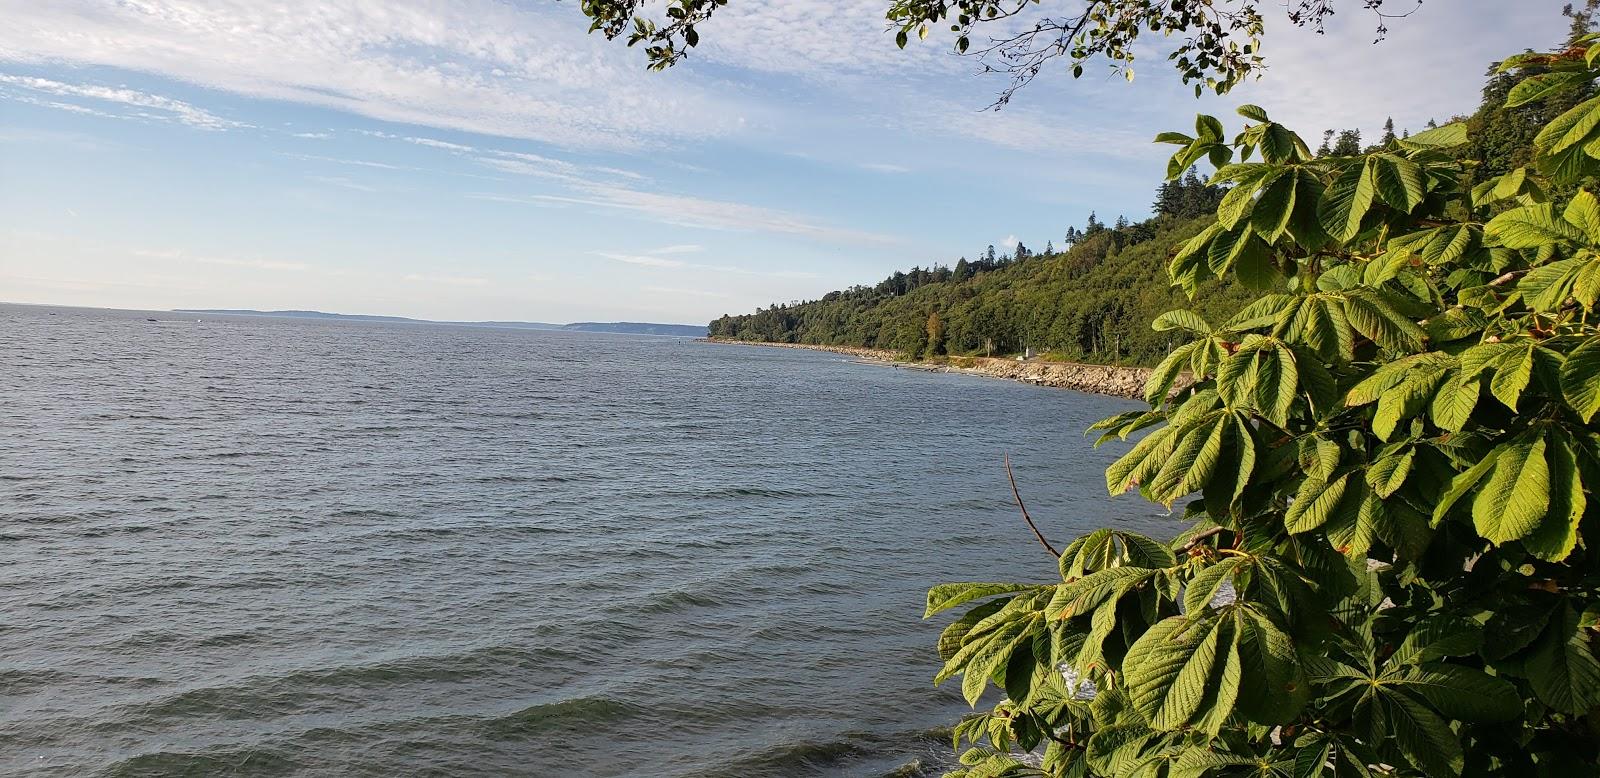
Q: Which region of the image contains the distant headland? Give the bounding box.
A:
[175,309,708,337]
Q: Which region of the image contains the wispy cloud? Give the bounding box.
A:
[289,131,332,139]
[860,162,911,173]
[134,248,308,271]
[592,249,818,280]
[307,175,378,192]
[643,285,730,298]
[0,1,742,151]
[0,73,250,130]
[281,152,411,171]
[592,251,687,269]
[649,244,704,255]
[546,183,896,244]
[402,273,489,286]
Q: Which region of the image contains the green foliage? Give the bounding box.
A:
[708,175,1253,364]
[928,41,1600,778]
[578,1,1400,102]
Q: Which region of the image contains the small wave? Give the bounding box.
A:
[329,508,404,519]
[706,737,867,776]
[108,645,585,727]
[640,590,722,612]
[100,747,299,777]
[479,696,641,739]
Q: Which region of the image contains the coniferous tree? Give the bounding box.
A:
[1331,127,1362,155]
[1380,116,1397,147]
[1316,129,1333,157]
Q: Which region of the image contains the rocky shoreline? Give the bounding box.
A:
[700,339,1161,400]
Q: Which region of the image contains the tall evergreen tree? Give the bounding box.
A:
[1331,128,1362,155]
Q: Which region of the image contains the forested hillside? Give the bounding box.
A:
[707,175,1257,365]
[709,45,1598,367]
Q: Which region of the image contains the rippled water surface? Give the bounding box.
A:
[1,303,1165,776]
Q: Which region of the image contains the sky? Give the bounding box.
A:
[0,0,1576,325]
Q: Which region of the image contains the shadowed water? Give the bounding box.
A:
[0,303,1168,776]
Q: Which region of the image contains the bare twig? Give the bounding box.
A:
[1005,453,1060,558]
[1179,527,1227,554]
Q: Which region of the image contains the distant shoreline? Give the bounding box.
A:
[174,309,708,337]
[700,338,1161,399]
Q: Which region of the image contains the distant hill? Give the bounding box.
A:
[177,310,707,337]
[564,321,708,337]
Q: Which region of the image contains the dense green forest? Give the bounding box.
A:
[707,47,1596,367]
[707,174,1253,364]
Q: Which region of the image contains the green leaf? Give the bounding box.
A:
[1505,71,1589,108]
[1236,104,1269,122]
[1398,121,1468,151]
[938,599,1008,661]
[1432,451,1497,527]
[1472,436,1550,544]
[1386,692,1464,777]
[1565,189,1600,243]
[1430,370,1480,432]
[1366,446,1413,498]
[1123,615,1233,731]
[1250,168,1298,241]
[1524,433,1584,562]
[1485,203,1587,248]
[1217,174,1266,230]
[1487,341,1534,411]
[1393,664,1521,722]
[1527,605,1600,715]
[1145,344,1193,406]
[1285,472,1351,533]
[926,583,1040,618]
[1560,336,1600,421]
[1107,424,1176,496]
[1319,162,1376,243]
[1234,611,1309,724]
[1152,309,1212,335]
[1371,154,1424,212]
[1341,290,1424,352]
[1147,411,1228,506]
[1183,558,1241,616]
[1537,94,1600,154]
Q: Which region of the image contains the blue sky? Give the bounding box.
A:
[0,1,1574,324]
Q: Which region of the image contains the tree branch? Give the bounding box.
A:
[1006,453,1060,558]
[1179,526,1227,554]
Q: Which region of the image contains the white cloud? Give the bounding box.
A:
[307,175,378,192]
[860,162,911,173]
[0,73,249,129]
[289,131,331,139]
[402,273,489,286]
[643,285,730,299]
[695,1,957,76]
[0,1,743,151]
[592,251,687,269]
[649,244,704,255]
[1000,234,1018,250]
[1226,0,1568,139]
[281,152,411,171]
[547,183,896,244]
[133,248,308,271]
